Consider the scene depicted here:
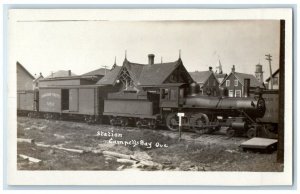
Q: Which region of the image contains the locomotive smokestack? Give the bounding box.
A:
[244,78,250,97]
[68,70,71,76]
[148,54,155,65]
[209,66,213,71]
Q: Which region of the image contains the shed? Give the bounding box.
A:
[17,61,35,91]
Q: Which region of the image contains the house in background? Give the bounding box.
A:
[266,69,280,90]
[17,61,35,91]
[189,67,220,96]
[220,65,264,97]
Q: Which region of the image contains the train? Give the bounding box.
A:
[17,79,279,139]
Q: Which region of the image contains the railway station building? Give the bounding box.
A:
[97,54,194,93]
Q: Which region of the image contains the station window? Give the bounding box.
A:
[161,88,169,100]
[226,80,230,87]
[170,89,177,101]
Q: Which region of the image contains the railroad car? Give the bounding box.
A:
[103,90,160,128]
[38,85,120,122]
[256,90,279,138]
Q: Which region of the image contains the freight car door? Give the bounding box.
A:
[69,89,79,112]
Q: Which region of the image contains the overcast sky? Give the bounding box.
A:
[12,20,280,80]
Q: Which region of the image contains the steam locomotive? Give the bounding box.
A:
[103,78,276,138]
[17,79,278,138]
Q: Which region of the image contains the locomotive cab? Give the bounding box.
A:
[159,83,188,108]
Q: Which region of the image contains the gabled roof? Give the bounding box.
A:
[82,68,107,76]
[97,58,192,87]
[16,61,35,79]
[189,71,213,84]
[45,70,77,78]
[266,69,280,82]
[96,66,122,85]
[138,59,184,86]
[221,71,264,88]
[123,60,145,83]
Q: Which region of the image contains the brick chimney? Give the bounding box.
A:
[231,65,235,73]
[148,54,155,65]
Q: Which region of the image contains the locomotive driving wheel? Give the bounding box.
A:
[192,113,209,134]
[166,113,179,132]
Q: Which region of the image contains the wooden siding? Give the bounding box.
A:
[39,88,61,113]
[201,73,220,96]
[39,79,81,87]
[220,73,243,97]
[17,65,34,91]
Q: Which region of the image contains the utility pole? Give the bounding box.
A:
[102,65,108,76]
[265,54,273,89]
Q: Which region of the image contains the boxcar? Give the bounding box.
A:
[38,85,120,122]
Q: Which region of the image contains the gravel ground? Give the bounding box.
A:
[17,116,283,171]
